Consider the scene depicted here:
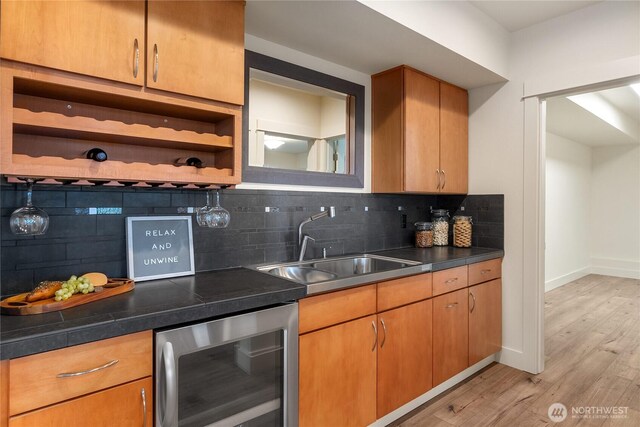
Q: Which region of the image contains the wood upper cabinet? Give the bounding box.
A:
[1,1,244,104]
[432,288,469,386]
[469,279,502,365]
[372,65,468,194]
[299,315,377,427]
[146,1,245,104]
[440,82,469,194]
[0,1,145,85]
[377,300,432,418]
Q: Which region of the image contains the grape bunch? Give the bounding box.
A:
[54,275,95,301]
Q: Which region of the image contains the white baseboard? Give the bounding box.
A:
[368,354,497,427]
[591,257,640,279]
[545,267,591,292]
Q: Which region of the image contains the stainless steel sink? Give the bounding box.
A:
[253,254,430,294]
[266,266,337,284]
[310,256,417,276]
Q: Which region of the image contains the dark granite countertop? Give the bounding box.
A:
[0,246,503,360]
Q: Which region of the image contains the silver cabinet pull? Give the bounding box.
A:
[56,359,118,378]
[160,341,177,426]
[133,38,139,78]
[446,302,458,309]
[436,169,441,190]
[153,44,159,82]
[481,269,492,274]
[141,387,147,427]
[371,320,378,352]
[380,318,387,348]
[445,277,458,284]
[469,292,476,313]
[442,170,446,189]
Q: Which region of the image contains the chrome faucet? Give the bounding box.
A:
[298,207,336,261]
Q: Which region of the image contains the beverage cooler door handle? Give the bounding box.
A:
[160,341,178,427]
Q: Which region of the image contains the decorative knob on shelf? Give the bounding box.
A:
[174,157,205,168]
[86,148,108,162]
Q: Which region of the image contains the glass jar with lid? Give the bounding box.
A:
[414,222,433,248]
[453,215,473,247]
[431,209,450,246]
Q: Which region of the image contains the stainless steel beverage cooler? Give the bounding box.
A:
[155,303,298,427]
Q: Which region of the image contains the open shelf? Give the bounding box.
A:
[1,61,242,186]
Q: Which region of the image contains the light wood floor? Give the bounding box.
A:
[393,274,640,426]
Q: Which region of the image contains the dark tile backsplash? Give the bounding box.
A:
[0,181,503,295]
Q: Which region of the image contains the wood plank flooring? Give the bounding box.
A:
[392,274,640,426]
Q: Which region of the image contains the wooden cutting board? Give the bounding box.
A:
[0,278,134,315]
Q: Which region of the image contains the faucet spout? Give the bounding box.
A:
[297,207,336,258]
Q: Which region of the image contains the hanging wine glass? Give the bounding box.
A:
[196,190,230,228]
[9,179,49,236]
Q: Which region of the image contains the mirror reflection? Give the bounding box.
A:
[248,69,350,174]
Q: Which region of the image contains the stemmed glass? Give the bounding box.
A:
[9,179,50,236]
[196,190,230,228]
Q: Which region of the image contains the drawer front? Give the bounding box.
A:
[433,265,468,296]
[9,376,152,427]
[9,330,152,416]
[299,284,376,334]
[469,258,502,285]
[377,273,432,312]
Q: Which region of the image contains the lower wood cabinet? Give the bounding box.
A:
[0,331,152,427]
[433,288,469,386]
[469,279,502,365]
[299,315,377,427]
[377,299,432,418]
[8,377,152,427]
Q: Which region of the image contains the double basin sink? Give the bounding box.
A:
[253,254,431,294]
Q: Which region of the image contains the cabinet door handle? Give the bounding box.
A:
[436,169,441,190]
[141,387,147,427]
[371,320,378,352]
[442,170,446,189]
[481,269,492,274]
[133,38,139,78]
[445,277,458,284]
[446,302,458,309]
[153,44,159,82]
[56,359,118,378]
[380,318,387,348]
[469,292,476,313]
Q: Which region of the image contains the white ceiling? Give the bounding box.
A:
[245,0,506,89]
[470,1,601,32]
[546,85,640,147]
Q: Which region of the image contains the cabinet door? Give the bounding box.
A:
[0,0,145,85]
[299,315,377,427]
[146,1,245,104]
[404,68,440,193]
[433,288,469,386]
[377,300,432,418]
[439,82,468,194]
[469,279,502,365]
[9,377,152,427]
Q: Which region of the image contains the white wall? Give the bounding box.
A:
[544,133,592,291]
[590,144,640,278]
[468,0,640,371]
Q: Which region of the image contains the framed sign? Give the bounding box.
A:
[126,216,195,281]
